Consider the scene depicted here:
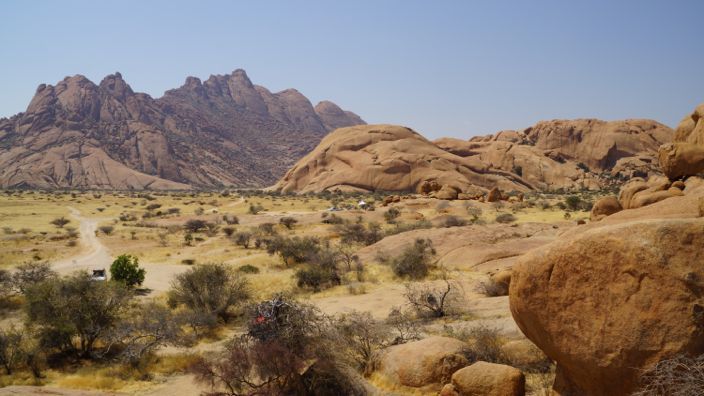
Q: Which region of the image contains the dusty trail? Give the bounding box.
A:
[53,208,189,293]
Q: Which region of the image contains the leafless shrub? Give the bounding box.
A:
[385,306,421,345]
[335,311,390,376]
[633,354,704,396]
[445,324,507,364]
[404,278,464,318]
[476,277,508,297]
[98,225,114,235]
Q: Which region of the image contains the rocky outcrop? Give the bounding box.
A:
[525,119,672,172]
[658,103,704,180]
[435,119,672,192]
[0,70,365,189]
[376,336,470,388]
[510,219,704,395]
[273,125,530,194]
[440,362,525,396]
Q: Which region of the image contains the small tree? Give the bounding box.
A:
[98,225,114,235]
[184,232,194,246]
[50,217,70,228]
[335,311,390,376]
[11,261,56,294]
[184,219,208,233]
[390,238,436,279]
[279,216,298,229]
[168,264,250,323]
[24,272,132,357]
[110,254,146,287]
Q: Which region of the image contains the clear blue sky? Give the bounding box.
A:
[1,0,702,139]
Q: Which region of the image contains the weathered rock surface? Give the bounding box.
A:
[0,70,364,189]
[658,103,704,180]
[377,336,470,388]
[273,125,530,194]
[590,196,622,221]
[510,219,704,396]
[443,361,525,396]
[436,119,673,192]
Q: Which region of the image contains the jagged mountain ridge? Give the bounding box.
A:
[0,69,365,189]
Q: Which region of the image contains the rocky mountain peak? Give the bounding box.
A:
[99,72,134,101]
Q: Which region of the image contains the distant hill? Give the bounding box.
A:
[0,69,364,189]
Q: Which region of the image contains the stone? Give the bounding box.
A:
[510,219,704,396]
[450,361,525,396]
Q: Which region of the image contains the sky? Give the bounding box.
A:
[1,0,703,139]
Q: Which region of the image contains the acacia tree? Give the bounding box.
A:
[168,264,250,323]
[24,272,132,357]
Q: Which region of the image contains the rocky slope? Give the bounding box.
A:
[274,120,672,194]
[0,70,364,189]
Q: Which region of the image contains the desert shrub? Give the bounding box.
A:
[168,263,250,323]
[24,272,132,357]
[194,207,205,216]
[384,220,433,236]
[634,354,704,396]
[564,195,587,211]
[279,216,298,229]
[222,226,236,237]
[476,277,508,297]
[233,231,252,249]
[443,215,467,227]
[404,279,464,317]
[107,302,184,370]
[295,247,342,291]
[335,222,382,246]
[119,213,138,222]
[385,306,421,345]
[335,311,390,376]
[110,254,146,287]
[98,225,114,235]
[322,213,344,224]
[184,233,194,246]
[238,264,260,274]
[184,219,208,233]
[267,236,321,266]
[0,327,23,374]
[204,222,220,237]
[146,203,162,211]
[390,238,436,279]
[190,295,364,395]
[446,324,507,364]
[181,259,196,265]
[222,214,239,225]
[50,217,70,228]
[248,203,265,214]
[10,261,56,294]
[167,207,181,215]
[383,207,401,223]
[495,213,517,224]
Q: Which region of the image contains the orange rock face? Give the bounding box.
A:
[510,219,704,396]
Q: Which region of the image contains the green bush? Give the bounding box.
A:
[110,254,146,287]
[238,264,260,274]
[390,239,436,279]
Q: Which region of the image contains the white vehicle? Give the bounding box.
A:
[91,269,107,281]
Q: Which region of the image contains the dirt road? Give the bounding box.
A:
[53,208,189,293]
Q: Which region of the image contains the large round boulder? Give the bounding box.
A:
[509,219,704,395]
[589,196,622,221]
[442,361,525,396]
[658,142,704,180]
[377,336,470,388]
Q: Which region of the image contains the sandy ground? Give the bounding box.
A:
[52,208,190,293]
